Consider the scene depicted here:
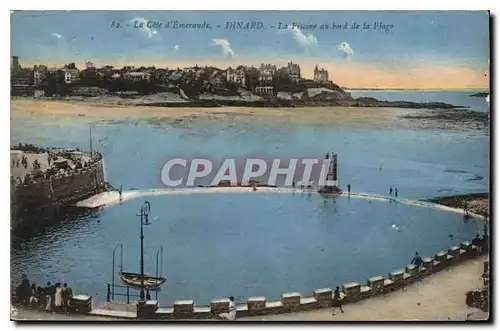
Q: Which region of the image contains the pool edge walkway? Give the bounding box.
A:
[75,187,486,221]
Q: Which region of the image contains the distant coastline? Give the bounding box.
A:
[12,93,466,110]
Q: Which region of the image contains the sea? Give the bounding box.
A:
[10,90,489,306]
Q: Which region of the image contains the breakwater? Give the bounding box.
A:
[10,150,108,237]
[76,187,487,221]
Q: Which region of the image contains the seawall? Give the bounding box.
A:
[10,151,108,237]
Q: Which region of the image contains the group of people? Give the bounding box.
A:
[11,155,29,169]
[410,231,489,269]
[13,275,74,313]
[389,187,398,198]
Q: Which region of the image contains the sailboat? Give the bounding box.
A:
[119,201,166,290]
[119,272,166,290]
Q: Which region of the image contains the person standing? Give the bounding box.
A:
[218,296,236,320]
[332,286,344,315]
[228,296,236,320]
[62,283,73,314]
[20,274,31,305]
[146,288,151,301]
[119,185,123,202]
[472,234,482,254]
[55,283,63,310]
[44,282,52,311]
[29,283,38,307]
[389,187,393,196]
[411,252,423,268]
[347,184,351,195]
[394,188,398,198]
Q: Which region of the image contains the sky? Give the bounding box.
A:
[11,11,490,89]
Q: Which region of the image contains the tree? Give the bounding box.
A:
[79,68,102,87]
[42,72,57,97]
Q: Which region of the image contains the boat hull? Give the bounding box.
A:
[119,272,166,289]
[317,186,343,195]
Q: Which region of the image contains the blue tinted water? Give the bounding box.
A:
[11,193,484,305]
[10,91,489,306]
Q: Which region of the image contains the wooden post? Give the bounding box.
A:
[106,284,110,302]
[127,286,130,304]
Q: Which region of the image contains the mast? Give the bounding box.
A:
[89,126,93,158]
[334,153,339,187]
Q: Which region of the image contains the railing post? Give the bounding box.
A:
[107,284,110,302]
[127,286,130,304]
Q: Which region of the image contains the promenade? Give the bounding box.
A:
[243,257,487,321]
[11,256,487,321]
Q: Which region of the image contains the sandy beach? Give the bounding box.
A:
[11,99,403,126]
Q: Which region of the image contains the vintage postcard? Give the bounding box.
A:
[10,10,490,321]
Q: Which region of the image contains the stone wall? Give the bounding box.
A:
[130,239,484,319]
[10,152,107,235]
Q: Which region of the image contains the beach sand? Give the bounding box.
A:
[11,99,404,126]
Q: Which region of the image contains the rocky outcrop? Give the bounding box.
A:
[470,92,489,98]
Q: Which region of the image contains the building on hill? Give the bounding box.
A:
[258,64,277,84]
[259,64,277,73]
[11,56,21,70]
[255,86,274,96]
[258,69,273,84]
[226,66,246,87]
[63,69,80,84]
[33,70,45,86]
[11,68,34,96]
[313,65,329,83]
[123,71,151,82]
[287,61,301,82]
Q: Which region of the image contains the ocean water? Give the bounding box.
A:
[10,90,489,306]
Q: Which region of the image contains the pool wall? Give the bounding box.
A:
[78,238,485,319]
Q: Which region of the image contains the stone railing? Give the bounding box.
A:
[129,239,484,319]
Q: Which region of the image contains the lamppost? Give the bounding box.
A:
[111,243,123,300]
[137,201,151,301]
